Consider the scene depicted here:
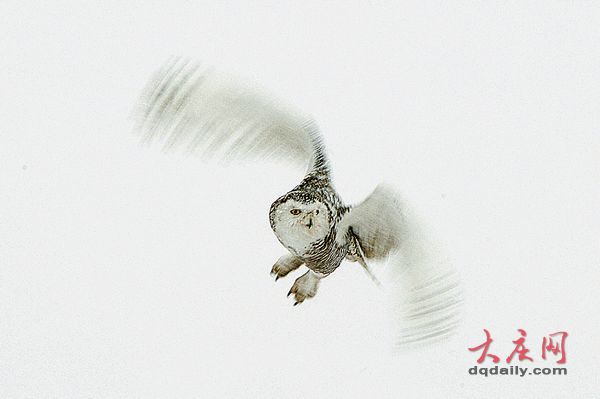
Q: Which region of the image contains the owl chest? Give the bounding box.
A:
[272,221,324,257]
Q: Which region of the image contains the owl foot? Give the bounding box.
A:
[271,254,304,281]
[287,271,321,305]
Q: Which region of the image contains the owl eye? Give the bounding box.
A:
[290,209,301,215]
[315,209,319,215]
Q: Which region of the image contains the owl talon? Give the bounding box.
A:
[287,271,321,305]
[271,254,304,281]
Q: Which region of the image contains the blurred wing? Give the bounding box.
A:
[132,57,328,174]
[337,185,464,347]
[337,185,405,260]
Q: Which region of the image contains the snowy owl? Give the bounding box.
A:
[132,58,462,346]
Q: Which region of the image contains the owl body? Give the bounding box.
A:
[269,167,350,276]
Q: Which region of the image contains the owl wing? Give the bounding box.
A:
[337,185,404,260]
[132,57,328,174]
[337,185,463,347]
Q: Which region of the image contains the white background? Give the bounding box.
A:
[1,1,599,398]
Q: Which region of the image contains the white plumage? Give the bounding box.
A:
[132,57,463,347]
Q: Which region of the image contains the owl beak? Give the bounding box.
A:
[306,218,313,229]
[302,214,313,229]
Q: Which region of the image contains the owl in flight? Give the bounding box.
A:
[133,58,462,346]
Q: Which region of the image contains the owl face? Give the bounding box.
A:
[272,199,331,256]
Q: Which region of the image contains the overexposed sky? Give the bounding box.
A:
[1,1,599,398]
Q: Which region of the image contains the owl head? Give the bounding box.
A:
[269,192,331,256]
